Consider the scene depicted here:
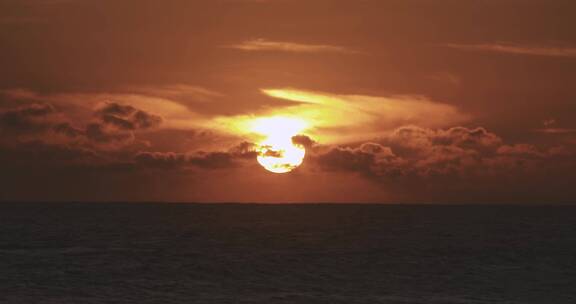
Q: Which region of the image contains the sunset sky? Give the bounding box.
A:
[1,0,575,203]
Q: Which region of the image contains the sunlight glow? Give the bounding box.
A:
[250,116,308,173]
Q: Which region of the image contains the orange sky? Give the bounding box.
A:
[1,0,575,203]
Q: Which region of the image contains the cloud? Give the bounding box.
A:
[227,39,358,54]
[80,102,163,147]
[0,101,163,150]
[534,119,576,134]
[0,103,85,146]
[189,151,250,169]
[383,126,502,156]
[133,151,189,169]
[95,102,163,131]
[3,87,468,148]
[535,128,576,134]
[1,88,197,130]
[84,123,135,144]
[2,119,575,202]
[0,90,249,162]
[292,134,315,149]
[0,103,57,133]
[315,142,395,175]
[444,43,576,58]
[497,144,544,158]
[134,142,258,170]
[52,122,83,138]
[310,126,573,181]
[126,84,224,103]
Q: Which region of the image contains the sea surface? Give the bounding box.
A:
[0,203,575,304]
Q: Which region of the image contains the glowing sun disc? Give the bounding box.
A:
[257,142,305,173]
[250,116,308,173]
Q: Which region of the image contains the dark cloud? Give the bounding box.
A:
[125,125,575,187]
[85,123,135,144]
[134,142,258,170]
[52,122,83,138]
[304,125,576,202]
[97,103,137,117]
[292,134,316,149]
[1,121,575,202]
[316,142,394,175]
[189,152,238,169]
[100,113,135,130]
[0,103,166,170]
[311,126,574,180]
[95,102,162,131]
[133,152,188,169]
[77,102,163,147]
[0,103,56,134]
[497,144,544,159]
[380,126,502,157]
[229,141,258,155]
[133,110,162,129]
[433,127,502,150]
[0,102,162,149]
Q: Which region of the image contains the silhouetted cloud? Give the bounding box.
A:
[292,134,316,148]
[85,123,135,144]
[0,103,56,133]
[133,152,188,169]
[316,142,395,175]
[52,122,83,138]
[381,126,502,157]
[95,102,162,131]
[134,142,258,170]
[310,126,574,181]
[0,101,163,151]
[134,151,242,170]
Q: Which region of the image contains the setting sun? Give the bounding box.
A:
[250,117,308,173]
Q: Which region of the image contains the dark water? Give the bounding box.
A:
[0,203,575,304]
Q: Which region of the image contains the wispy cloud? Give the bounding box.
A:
[444,43,576,58]
[535,119,576,134]
[126,84,224,103]
[535,128,576,134]
[227,39,358,54]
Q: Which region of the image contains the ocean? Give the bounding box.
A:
[0,203,574,303]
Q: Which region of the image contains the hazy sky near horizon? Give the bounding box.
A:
[1,0,575,203]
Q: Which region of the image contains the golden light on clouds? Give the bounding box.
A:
[259,88,469,143]
[210,88,469,167]
[228,39,357,54]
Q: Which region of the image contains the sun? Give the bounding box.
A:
[256,141,305,173]
[250,116,308,173]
